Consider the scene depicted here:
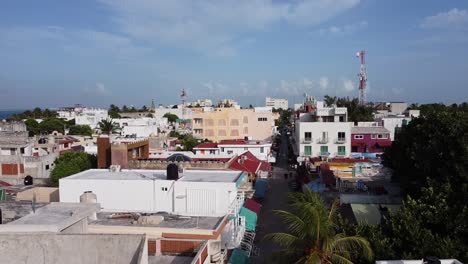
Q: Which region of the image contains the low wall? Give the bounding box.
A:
[0,234,147,264]
[129,160,228,170]
[340,193,402,205]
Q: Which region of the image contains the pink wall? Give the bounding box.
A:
[351,134,391,153]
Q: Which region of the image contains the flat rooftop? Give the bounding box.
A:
[0,202,99,232]
[91,212,223,230]
[62,169,242,183]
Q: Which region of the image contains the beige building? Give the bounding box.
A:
[192,107,278,142]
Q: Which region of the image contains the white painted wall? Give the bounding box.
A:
[296,121,352,158]
[219,144,272,161]
[60,177,237,216]
[381,117,411,141]
[75,109,109,129]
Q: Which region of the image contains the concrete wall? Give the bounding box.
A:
[0,234,147,264]
[16,187,60,203]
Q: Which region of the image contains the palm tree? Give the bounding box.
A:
[98,119,119,135]
[265,190,373,264]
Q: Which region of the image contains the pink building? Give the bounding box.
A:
[351,127,391,153]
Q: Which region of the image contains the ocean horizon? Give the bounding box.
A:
[0,110,25,120]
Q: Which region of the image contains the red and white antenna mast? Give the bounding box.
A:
[181,89,187,126]
[356,50,367,105]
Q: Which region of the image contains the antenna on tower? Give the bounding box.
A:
[356,50,367,105]
[181,89,187,127]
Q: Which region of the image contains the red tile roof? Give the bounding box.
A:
[228,151,269,174]
[194,142,218,149]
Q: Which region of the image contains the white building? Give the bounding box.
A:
[294,98,352,158]
[75,108,109,129]
[187,99,213,107]
[113,117,168,138]
[60,168,246,217]
[265,97,288,110]
[193,140,275,162]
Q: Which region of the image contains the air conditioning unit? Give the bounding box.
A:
[109,165,121,173]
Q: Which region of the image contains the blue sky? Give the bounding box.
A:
[1,0,468,109]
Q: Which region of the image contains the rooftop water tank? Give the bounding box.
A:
[167,163,179,180]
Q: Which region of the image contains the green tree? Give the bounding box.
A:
[323,96,374,122]
[146,113,154,118]
[50,152,97,186]
[163,113,179,123]
[69,125,93,136]
[98,119,119,135]
[266,190,373,263]
[181,136,199,151]
[39,118,66,134]
[122,105,129,112]
[324,95,337,106]
[25,119,40,136]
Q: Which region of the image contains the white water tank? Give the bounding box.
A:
[80,191,97,220]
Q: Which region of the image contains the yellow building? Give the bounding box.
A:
[192,107,278,142]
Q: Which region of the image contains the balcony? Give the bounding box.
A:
[319,151,330,157]
[335,138,346,144]
[301,138,312,144]
[336,151,346,157]
[316,137,329,144]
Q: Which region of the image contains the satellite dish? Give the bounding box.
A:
[356,52,360,57]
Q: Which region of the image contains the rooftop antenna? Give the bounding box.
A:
[181,89,187,127]
[356,50,367,105]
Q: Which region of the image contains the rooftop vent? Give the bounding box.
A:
[109,165,121,173]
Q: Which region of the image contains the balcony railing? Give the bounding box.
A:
[316,137,328,144]
[319,151,330,157]
[336,151,346,157]
[335,138,346,144]
[301,138,312,144]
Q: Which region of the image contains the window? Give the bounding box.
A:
[243,116,248,124]
[304,146,312,156]
[161,187,168,191]
[205,129,214,137]
[10,148,16,155]
[378,134,388,139]
[354,135,364,139]
[320,146,328,155]
[221,147,225,152]
[243,127,248,134]
[230,119,239,126]
[227,150,233,155]
[352,146,358,152]
[338,132,345,139]
[244,147,248,151]
[339,116,345,122]
[218,119,226,126]
[209,150,216,154]
[338,146,346,156]
[230,129,239,136]
[371,134,377,139]
[45,165,50,170]
[257,117,267,122]
[194,118,203,124]
[20,148,25,154]
[205,119,214,126]
[304,132,312,141]
[260,147,264,153]
[218,129,226,136]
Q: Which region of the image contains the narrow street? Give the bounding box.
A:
[251,132,293,264]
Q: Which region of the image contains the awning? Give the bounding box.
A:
[254,179,268,199]
[244,199,261,216]
[228,249,248,264]
[239,207,257,231]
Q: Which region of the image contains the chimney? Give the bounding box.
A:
[97,135,111,169]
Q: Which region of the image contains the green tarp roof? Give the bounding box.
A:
[239,207,257,231]
[229,249,248,264]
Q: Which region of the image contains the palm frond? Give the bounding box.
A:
[264,232,302,248]
[330,253,355,264]
[330,234,374,261]
[272,210,308,237]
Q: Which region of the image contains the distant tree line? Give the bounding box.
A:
[9,107,58,120]
[108,104,154,118]
[25,118,93,137]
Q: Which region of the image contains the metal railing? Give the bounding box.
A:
[335,138,346,144]
[316,137,329,144]
[301,138,312,143]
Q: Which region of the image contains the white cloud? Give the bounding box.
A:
[343,79,354,92]
[420,8,468,29]
[84,82,110,96]
[99,0,360,55]
[0,26,152,60]
[318,20,367,35]
[203,81,228,95]
[319,76,329,89]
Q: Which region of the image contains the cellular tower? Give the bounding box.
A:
[356,50,367,105]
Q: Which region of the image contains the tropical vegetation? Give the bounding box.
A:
[50,152,96,186]
[323,95,374,122]
[266,190,373,264]
[98,119,120,135]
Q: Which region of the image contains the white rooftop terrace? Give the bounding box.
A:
[62,169,243,183]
